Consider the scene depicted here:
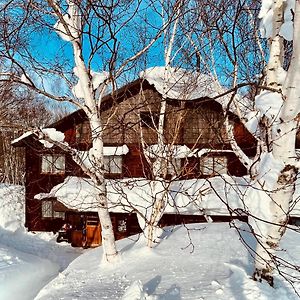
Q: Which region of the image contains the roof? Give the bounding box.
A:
[12,74,233,147]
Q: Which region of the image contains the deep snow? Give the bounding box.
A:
[0,183,300,299]
[36,222,300,300]
[0,184,83,300]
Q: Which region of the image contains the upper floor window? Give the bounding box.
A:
[41,154,65,174]
[200,156,227,175]
[140,112,159,129]
[103,155,122,174]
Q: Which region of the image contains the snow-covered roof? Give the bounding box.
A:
[34,175,247,216]
[11,131,33,145]
[11,128,66,147]
[103,145,129,156]
[191,148,234,157]
[140,66,224,101]
[144,144,193,159]
[34,175,300,218]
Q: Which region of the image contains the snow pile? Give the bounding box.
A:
[144,144,193,158]
[72,68,109,98]
[0,245,59,300]
[35,222,300,299]
[259,0,295,41]
[0,184,25,232]
[0,184,83,300]
[53,0,81,42]
[140,66,224,101]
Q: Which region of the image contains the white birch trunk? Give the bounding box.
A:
[146,5,181,247]
[250,0,300,285]
[48,0,118,262]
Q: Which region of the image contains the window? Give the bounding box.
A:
[103,156,122,174]
[41,200,65,219]
[156,158,181,177]
[140,112,159,129]
[200,156,227,175]
[117,219,127,232]
[166,158,181,176]
[41,154,65,174]
[41,201,53,218]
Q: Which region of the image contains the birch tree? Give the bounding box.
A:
[177,0,300,286]
[139,0,184,248]
[0,0,174,262]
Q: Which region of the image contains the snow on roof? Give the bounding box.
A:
[103,145,129,156]
[77,145,129,172]
[34,175,300,218]
[140,66,223,101]
[34,175,248,216]
[191,148,233,157]
[144,144,193,159]
[11,131,33,145]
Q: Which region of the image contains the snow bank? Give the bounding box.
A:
[35,222,300,299]
[0,184,25,232]
[0,244,59,300]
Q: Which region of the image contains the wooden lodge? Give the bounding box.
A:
[12,77,255,247]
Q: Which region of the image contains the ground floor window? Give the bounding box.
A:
[200,156,228,175]
[166,158,182,176]
[41,200,65,219]
[103,156,122,174]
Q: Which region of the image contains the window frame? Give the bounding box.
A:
[103,155,123,174]
[200,155,228,176]
[41,154,65,175]
[41,200,65,219]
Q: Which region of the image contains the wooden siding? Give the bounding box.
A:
[19,81,255,235]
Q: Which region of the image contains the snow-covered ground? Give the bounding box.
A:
[36,222,300,300]
[0,183,300,299]
[0,184,83,300]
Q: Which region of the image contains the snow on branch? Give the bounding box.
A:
[72,68,109,99]
[259,0,295,41]
[53,0,82,42]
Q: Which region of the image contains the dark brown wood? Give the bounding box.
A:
[13,78,255,242]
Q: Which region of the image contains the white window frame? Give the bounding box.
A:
[41,154,65,175]
[200,156,227,175]
[103,155,122,174]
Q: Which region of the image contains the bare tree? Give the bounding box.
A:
[0,0,181,262]
[179,0,300,286]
